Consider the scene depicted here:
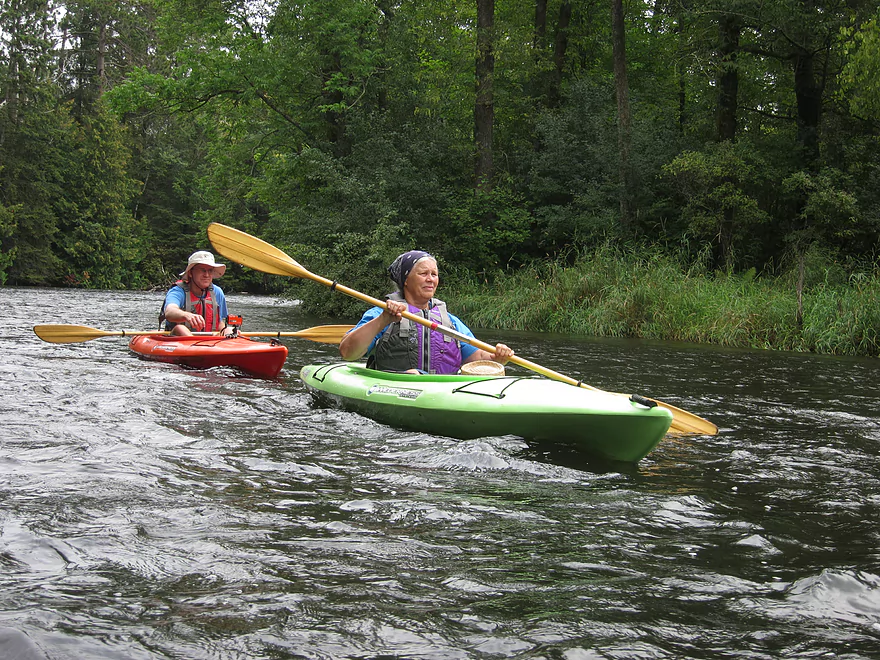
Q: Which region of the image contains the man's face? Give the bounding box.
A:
[190,265,214,288]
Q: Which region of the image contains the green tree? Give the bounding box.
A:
[56,101,145,288]
[662,140,772,269]
[1,0,148,287]
[70,0,880,301]
[0,93,68,285]
[839,12,880,120]
[781,167,860,322]
[1,0,65,284]
[0,193,15,284]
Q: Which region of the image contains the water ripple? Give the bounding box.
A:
[3,288,880,658]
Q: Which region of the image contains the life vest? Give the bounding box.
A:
[367,292,463,374]
[159,280,221,332]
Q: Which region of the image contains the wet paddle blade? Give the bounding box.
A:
[650,400,718,435]
[35,324,114,343]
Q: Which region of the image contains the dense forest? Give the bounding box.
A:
[2,0,879,345]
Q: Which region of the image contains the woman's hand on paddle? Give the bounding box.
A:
[381,300,407,324]
[491,343,514,364]
[464,343,514,366]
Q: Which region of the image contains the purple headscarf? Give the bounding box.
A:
[388,250,434,292]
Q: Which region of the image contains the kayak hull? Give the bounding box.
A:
[129,335,288,379]
[300,363,673,462]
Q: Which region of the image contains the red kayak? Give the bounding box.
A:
[129,334,288,379]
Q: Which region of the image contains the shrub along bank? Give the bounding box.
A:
[448,247,880,358]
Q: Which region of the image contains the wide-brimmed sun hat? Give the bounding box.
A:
[180,251,227,279]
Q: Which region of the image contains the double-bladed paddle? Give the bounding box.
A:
[206,222,718,436]
[33,324,353,345]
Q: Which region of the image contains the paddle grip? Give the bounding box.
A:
[629,394,658,408]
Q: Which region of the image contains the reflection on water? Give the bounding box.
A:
[1,287,879,658]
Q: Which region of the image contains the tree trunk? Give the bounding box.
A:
[716,14,739,142]
[793,51,821,168]
[534,0,547,49]
[475,0,494,191]
[675,9,686,135]
[791,52,822,310]
[4,9,22,129]
[796,248,805,328]
[97,22,107,95]
[377,0,394,111]
[320,50,348,156]
[610,0,632,229]
[716,14,740,271]
[548,1,571,109]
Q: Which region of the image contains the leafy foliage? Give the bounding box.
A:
[838,11,880,120]
[0,0,877,356]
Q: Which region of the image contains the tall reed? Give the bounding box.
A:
[449,247,880,357]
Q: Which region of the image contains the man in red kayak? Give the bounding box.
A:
[161,251,235,337]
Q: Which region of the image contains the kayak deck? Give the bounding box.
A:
[129,334,288,379]
[300,363,673,462]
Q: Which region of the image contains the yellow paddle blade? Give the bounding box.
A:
[649,399,718,435]
[33,325,167,343]
[207,223,311,278]
[242,325,353,344]
[208,224,395,311]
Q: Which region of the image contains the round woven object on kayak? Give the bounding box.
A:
[460,360,506,376]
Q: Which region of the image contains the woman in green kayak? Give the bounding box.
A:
[339,250,513,374]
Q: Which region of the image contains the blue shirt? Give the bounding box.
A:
[163,283,229,329]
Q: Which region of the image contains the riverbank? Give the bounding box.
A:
[449,247,880,358]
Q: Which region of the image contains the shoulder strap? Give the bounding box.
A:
[386,292,413,336]
[384,292,455,341]
[427,298,455,344]
[161,282,221,330]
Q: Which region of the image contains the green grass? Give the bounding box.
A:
[448,247,880,357]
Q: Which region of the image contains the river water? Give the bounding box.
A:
[2,286,879,659]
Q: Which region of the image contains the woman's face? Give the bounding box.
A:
[404,258,439,306]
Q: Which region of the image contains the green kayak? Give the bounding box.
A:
[299,363,674,462]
